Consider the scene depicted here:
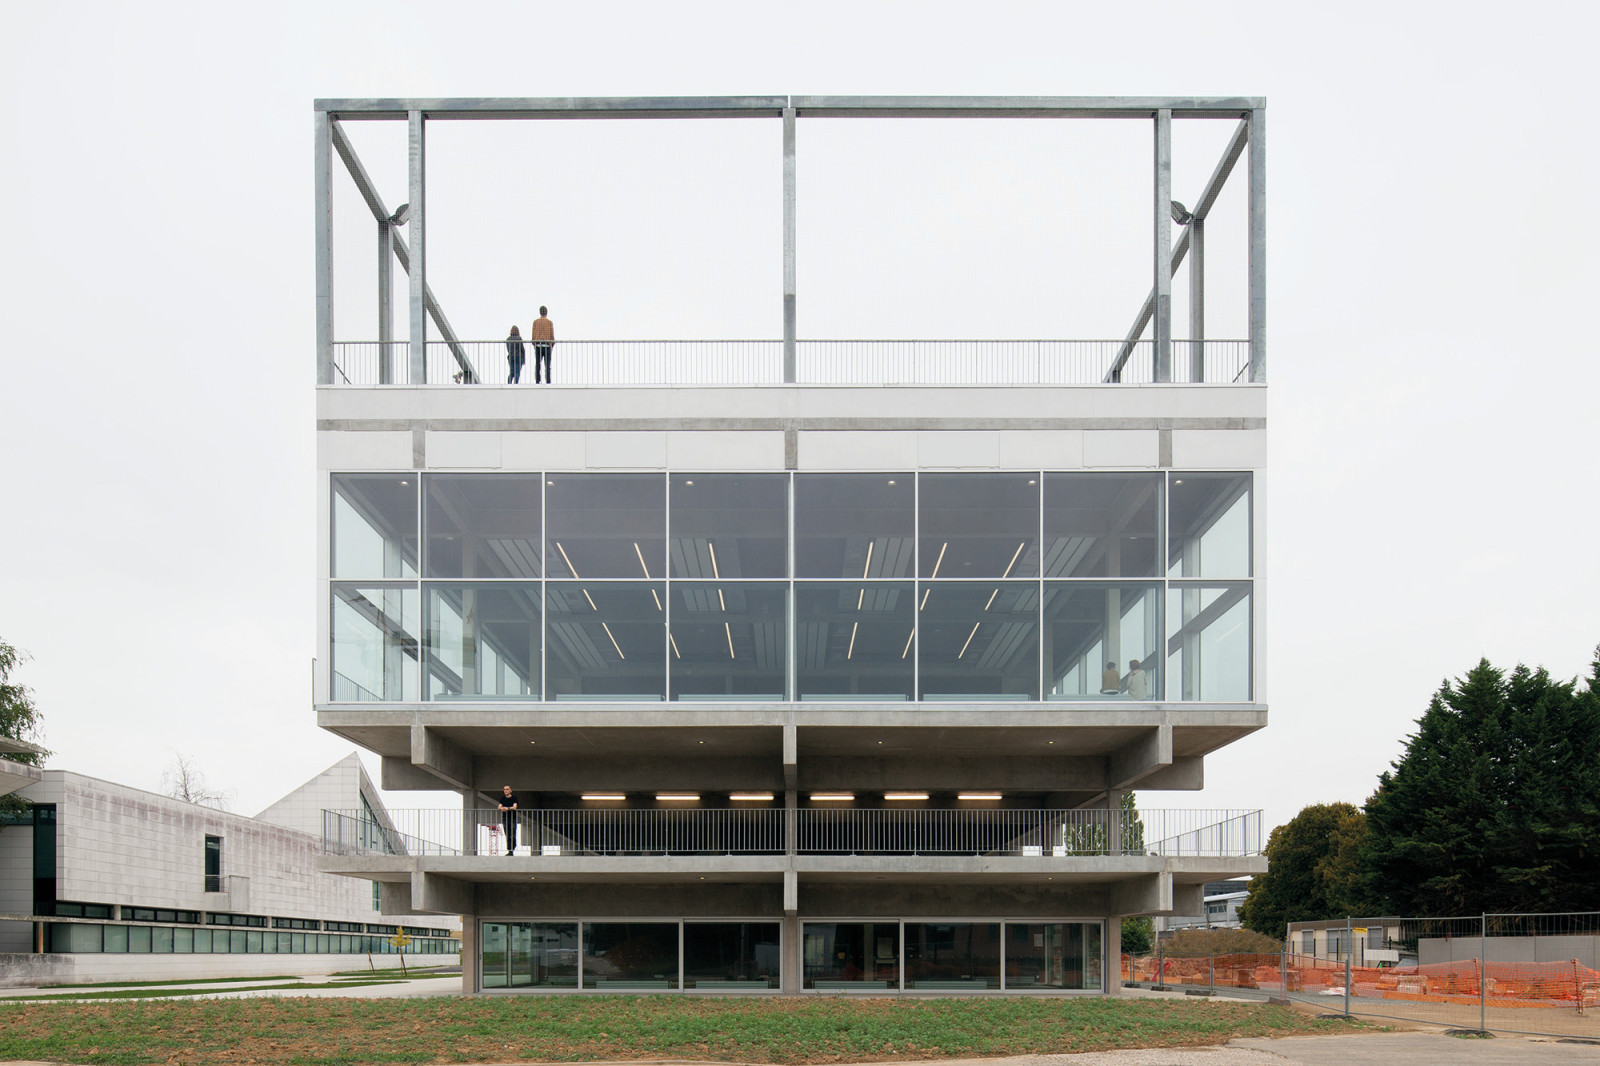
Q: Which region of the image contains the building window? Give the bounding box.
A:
[204,836,222,893]
[803,922,900,989]
[32,804,56,917]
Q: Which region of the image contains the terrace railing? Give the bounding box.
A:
[322,807,1261,859]
[327,339,1249,388]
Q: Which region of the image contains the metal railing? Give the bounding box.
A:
[322,807,1261,859]
[327,339,1250,387]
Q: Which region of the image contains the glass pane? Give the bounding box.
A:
[333,474,418,579]
[670,583,786,699]
[794,473,914,578]
[425,584,541,699]
[519,922,579,988]
[332,585,420,701]
[918,583,1039,700]
[1167,585,1252,701]
[1006,922,1102,990]
[1043,473,1162,577]
[153,927,173,953]
[1043,583,1162,700]
[173,927,192,953]
[425,473,542,578]
[919,473,1038,579]
[103,925,128,952]
[546,583,666,700]
[671,474,788,578]
[1168,473,1251,578]
[481,922,508,987]
[546,474,665,579]
[796,582,914,701]
[802,922,900,989]
[905,922,1000,989]
[582,922,680,989]
[55,923,102,952]
[129,925,152,953]
[684,922,781,989]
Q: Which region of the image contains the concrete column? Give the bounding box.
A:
[408,109,427,384]
[1247,107,1266,384]
[1104,914,1122,995]
[782,105,797,383]
[782,913,802,993]
[1152,109,1173,383]
[459,917,478,994]
[1188,219,1204,383]
[314,110,334,385]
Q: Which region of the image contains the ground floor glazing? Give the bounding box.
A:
[480,918,1103,992]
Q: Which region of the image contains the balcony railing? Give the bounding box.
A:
[327,339,1249,388]
[322,807,1261,859]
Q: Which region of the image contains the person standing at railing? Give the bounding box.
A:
[498,784,519,856]
[530,306,555,384]
[505,325,526,384]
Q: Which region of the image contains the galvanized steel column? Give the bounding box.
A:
[314,110,334,384]
[1152,109,1173,383]
[1188,219,1205,382]
[782,104,797,382]
[378,221,394,384]
[1248,107,1266,383]
[408,110,427,384]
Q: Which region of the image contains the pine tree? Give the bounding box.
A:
[1361,650,1600,915]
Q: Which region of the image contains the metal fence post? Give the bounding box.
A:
[1480,913,1487,1033]
[1157,943,1164,989]
[1209,953,1215,992]
[1344,916,1352,1018]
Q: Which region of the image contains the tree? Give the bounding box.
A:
[1361,651,1600,915]
[1,640,49,816]
[1237,802,1370,937]
[161,752,234,811]
[0,640,47,766]
[1121,916,1154,954]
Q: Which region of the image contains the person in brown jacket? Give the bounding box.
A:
[530,306,555,384]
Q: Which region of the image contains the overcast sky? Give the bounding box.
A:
[1,2,1595,833]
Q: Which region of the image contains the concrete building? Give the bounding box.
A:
[0,755,459,986]
[1157,878,1251,935]
[312,95,1270,994]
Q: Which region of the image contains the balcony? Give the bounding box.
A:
[328,339,1251,388]
[322,807,1261,860]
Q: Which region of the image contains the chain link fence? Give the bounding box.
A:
[1122,912,1600,1040]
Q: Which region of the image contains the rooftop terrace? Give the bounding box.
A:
[314,96,1265,389]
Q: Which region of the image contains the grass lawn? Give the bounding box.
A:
[0,994,1364,1065]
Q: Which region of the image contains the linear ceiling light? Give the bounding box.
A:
[725,622,736,659]
[555,542,580,578]
[634,542,652,579]
[984,588,999,611]
[930,542,948,579]
[601,622,625,659]
[847,622,858,660]
[958,622,981,659]
[729,792,775,801]
[810,792,854,802]
[582,793,626,801]
[651,588,664,612]
[708,542,721,580]
[582,588,599,611]
[669,633,682,659]
[958,792,1003,801]
[901,628,915,659]
[861,541,874,581]
[656,793,700,802]
[1002,541,1026,579]
[884,792,929,801]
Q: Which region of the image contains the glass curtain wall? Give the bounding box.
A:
[331,471,1253,703]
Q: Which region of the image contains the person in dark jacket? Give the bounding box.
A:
[506,325,527,384]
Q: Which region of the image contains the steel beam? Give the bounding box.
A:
[782,105,797,382]
[407,110,427,383]
[314,111,334,384]
[316,96,1263,120]
[1188,219,1204,382]
[1105,117,1251,383]
[378,222,394,384]
[1248,108,1266,383]
[1152,110,1173,383]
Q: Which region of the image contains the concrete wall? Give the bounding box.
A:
[0,828,32,952]
[1421,936,1600,970]
[25,773,378,925]
[0,948,460,988]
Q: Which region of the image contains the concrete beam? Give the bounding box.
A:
[782,724,797,791]
[378,879,413,914]
[1131,757,1204,791]
[1108,724,1173,790]
[313,110,334,385]
[1171,881,1204,918]
[381,755,447,792]
[412,871,475,915]
[1248,107,1267,383]
[477,754,783,792]
[802,881,1109,917]
[411,724,473,791]
[783,869,797,916]
[1109,873,1172,915]
[1152,109,1173,383]
[318,96,1262,119]
[407,109,426,383]
[782,105,796,383]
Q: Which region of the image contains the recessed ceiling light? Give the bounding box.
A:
[729,792,775,801]
[885,792,929,801]
[582,793,626,802]
[656,793,700,802]
[1047,740,1055,745]
[958,792,1003,801]
[810,792,854,802]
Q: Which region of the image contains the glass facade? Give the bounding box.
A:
[47,922,457,955]
[330,471,1254,704]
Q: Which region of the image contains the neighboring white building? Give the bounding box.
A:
[0,754,459,986]
[1156,878,1251,934]
[310,95,1270,995]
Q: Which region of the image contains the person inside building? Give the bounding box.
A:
[1126,658,1149,700]
[1101,661,1121,695]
